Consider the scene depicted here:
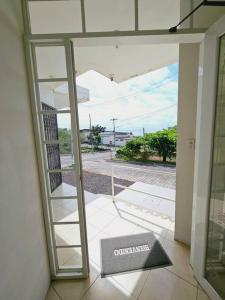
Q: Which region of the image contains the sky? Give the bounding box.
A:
[58,63,178,136]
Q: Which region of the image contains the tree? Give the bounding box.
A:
[116,136,154,160]
[116,127,176,162]
[58,128,72,154]
[146,128,176,162]
[88,125,106,149]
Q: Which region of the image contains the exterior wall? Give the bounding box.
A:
[101,134,114,145]
[175,43,199,245]
[115,139,128,147]
[0,1,50,300]
[100,134,133,147]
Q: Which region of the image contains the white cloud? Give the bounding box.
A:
[61,65,178,135]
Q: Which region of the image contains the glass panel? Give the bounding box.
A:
[45,143,74,170]
[205,35,225,300]
[57,247,82,269]
[35,46,67,79]
[48,171,77,198]
[139,0,180,30]
[29,1,82,34]
[54,224,81,246]
[39,82,70,111]
[84,0,134,32]
[42,112,72,143]
[51,199,79,222]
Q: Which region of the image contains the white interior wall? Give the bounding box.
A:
[0,1,50,299]
[175,43,199,245]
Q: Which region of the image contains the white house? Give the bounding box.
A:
[100,131,134,147]
[80,129,91,143]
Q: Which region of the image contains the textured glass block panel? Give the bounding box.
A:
[41,112,72,143]
[48,170,77,198]
[45,143,74,171]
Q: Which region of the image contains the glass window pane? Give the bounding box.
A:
[205,35,225,300]
[51,199,79,222]
[42,112,72,143]
[57,247,82,269]
[39,82,70,111]
[29,1,82,34]
[139,0,180,30]
[84,0,134,32]
[48,171,77,198]
[54,224,81,246]
[45,143,74,171]
[35,46,67,79]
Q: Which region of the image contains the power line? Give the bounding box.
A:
[115,103,177,125]
[98,103,177,128]
[83,74,178,108]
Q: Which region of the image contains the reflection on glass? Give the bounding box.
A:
[45,143,74,170]
[48,171,77,197]
[206,35,225,300]
[35,46,67,79]
[54,224,81,246]
[29,1,82,34]
[51,199,79,223]
[39,82,70,111]
[57,247,82,270]
[41,111,72,143]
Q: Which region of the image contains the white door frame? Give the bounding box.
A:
[191,15,225,300]
[24,38,89,279]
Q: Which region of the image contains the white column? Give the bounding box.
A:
[175,43,199,245]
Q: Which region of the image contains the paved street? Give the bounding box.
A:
[62,151,176,190]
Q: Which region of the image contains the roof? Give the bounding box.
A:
[80,129,91,132]
[100,131,133,136]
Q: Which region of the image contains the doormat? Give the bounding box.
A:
[100,232,172,277]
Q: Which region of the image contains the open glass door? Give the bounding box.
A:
[205,34,225,300]
[191,15,225,300]
[25,39,89,279]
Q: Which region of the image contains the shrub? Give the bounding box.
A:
[116,127,176,162]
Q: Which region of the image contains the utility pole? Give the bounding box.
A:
[89,113,92,130]
[143,128,145,136]
[89,113,94,152]
[110,118,118,148]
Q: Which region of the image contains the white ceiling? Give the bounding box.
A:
[74,44,179,83]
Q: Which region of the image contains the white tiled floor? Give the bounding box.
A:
[46,183,210,300]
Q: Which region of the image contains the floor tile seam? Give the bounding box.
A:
[52,284,63,300]
[165,267,198,288]
[79,273,101,299]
